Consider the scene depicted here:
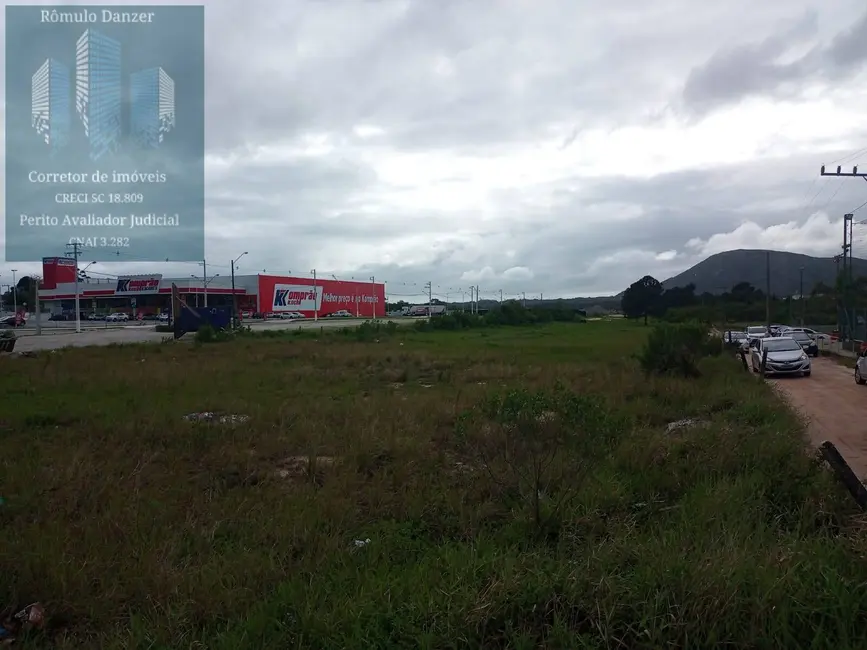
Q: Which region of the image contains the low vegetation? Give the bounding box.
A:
[1,321,865,648]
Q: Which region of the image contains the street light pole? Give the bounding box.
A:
[201,260,208,308]
[370,276,376,319]
[231,252,248,327]
[10,269,17,317]
[799,266,805,327]
[192,273,219,309]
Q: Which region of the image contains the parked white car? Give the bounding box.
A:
[746,325,769,339]
[779,327,830,342]
[750,336,811,377]
[855,351,867,385]
[106,313,129,322]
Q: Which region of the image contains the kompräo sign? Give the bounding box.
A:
[272,285,322,311]
[114,274,162,295]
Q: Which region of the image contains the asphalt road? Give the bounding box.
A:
[7,317,414,353]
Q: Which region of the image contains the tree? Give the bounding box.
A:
[730,282,762,304]
[621,275,663,325]
[660,283,697,310]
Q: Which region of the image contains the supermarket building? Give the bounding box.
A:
[37,257,386,318]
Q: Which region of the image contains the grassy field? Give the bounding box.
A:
[2,321,866,648]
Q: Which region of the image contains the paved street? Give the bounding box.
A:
[6,317,414,353]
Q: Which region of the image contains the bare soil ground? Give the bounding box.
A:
[769,357,867,479]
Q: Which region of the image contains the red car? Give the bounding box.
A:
[0,314,25,327]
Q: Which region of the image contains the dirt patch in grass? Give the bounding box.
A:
[0,322,864,648]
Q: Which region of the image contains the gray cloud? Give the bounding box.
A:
[682,5,867,115]
[3,0,867,301]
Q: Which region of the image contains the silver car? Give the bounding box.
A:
[750,336,811,377]
[855,351,867,385]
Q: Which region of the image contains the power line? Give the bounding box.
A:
[827,148,867,165]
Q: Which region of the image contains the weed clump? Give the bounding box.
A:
[455,385,621,529]
[636,322,717,377]
[193,324,240,344]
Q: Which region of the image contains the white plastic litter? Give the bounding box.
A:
[183,412,250,425]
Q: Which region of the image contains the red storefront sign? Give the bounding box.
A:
[257,275,385,317]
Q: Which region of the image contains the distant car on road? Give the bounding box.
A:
[788,330,819,357]
[0,315,25,327]
[750,336,811,377]
[723,330,747,346]
[746,325,769,339]
[106,313,129,322]
[328,310,353,318]
[779,327,830,342]
[277,312,304,319]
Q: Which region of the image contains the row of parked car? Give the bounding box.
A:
[48,312,170,323]
[723,325,826,378]
[255,310,355,320]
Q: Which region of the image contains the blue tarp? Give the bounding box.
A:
[174,305,231,339]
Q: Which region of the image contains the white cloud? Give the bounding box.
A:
[686,212,844,257]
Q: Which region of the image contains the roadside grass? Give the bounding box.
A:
[1,321,866,648]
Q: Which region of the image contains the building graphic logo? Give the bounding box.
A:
[130,67,175,148]
[31,58,71,154]
[75,29,122,160]
[30,28,175,161]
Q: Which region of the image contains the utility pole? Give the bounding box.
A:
[820,165,867,181]
[499,289,503,303]
[424,281,432,319]
[65,243,82,333]
[522,292,526,308]
[841,213,854,339]
[834,253,843,335]
[765,250,771,333]
[10,269,17,317]
[819,164,867,338]
[799,266,805,327]
[311,269,318,321]
[474,286,479,313]
[370,276,376,319]
[34,276,41,335]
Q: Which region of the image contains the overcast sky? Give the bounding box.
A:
[4,0,867,300]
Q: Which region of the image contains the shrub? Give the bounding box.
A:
[413,304,583,332]
[636,321,713,377]
[342,320,399,341]
[194,324,215,343]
